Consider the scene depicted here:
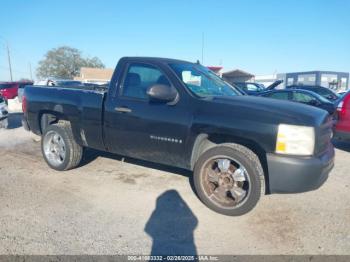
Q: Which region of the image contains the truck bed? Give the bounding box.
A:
[24,85,107,151]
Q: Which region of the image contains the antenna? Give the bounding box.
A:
[29,62,33,80]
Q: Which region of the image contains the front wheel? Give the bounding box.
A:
[193,144,264,216]
[41,121,83,171]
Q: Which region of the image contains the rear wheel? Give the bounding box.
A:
[41,121,83,171]
[0,118,8,129]
[193,144,264,216]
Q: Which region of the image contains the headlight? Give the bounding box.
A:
[276,124,315,156]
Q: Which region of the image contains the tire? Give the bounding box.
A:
[41,121,83,171]
[193,143,264,216]
[0,118,8,129]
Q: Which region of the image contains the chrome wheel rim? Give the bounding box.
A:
[43,131,66,167]
[200,156,251,209]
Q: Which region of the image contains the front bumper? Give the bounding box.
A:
[267,145,334,194]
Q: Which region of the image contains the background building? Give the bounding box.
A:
[284,71,349,91]
[74,67,114,84]
[222,69,254,84]
[252,71,349,91]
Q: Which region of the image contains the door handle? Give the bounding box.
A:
[115,107,132,113]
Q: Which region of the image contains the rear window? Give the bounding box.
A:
[0,84,14,90]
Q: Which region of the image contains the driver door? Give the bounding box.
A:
[104,63,191,168]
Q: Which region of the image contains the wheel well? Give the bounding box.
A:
[39,112,67,134]
[191,133,271,194]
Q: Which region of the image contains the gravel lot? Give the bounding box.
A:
[0,111,350,255]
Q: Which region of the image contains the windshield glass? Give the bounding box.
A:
[309,91,332,103]
[169,63,241,98]
[311,87,338,98]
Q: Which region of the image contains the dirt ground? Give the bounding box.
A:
[0,112,349,255]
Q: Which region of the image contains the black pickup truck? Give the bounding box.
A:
[22,57,334,216]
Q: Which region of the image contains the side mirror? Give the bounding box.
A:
[147,84,178,103]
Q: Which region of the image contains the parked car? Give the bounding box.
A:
[0,95,8,128]
[334,92,350,141]
[286,85,340,102]
[234,80,283,95]
[22,57,334,216]
[0,82,18,101]
[337,91,347,96]
[49,80,84,87]
[0,81,33,102]
[34,79,84,87]
[233,82,266,95]
[17,81,34,102]
[259,89,337,116]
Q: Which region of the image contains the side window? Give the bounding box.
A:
[246,84,259,91]
[267,92,289,100]
[122,64,170,99]
[293,92,317,104]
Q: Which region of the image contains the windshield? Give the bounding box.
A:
[312,87,339,99]
[312,91,332,103]
[169,63,241,98]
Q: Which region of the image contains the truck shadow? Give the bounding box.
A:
[144,190,198,255]
[81,148,193,179]
[332,139,350,153]
[6,112,23,129]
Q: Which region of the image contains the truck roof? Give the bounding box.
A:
[120,56,193,64]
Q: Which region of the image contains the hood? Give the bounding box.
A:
[266,80,283,90]
[207,95,328,127]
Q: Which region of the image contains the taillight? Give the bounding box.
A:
[337,95,349,120]
[337,101,343,112]
[22,95,27,113]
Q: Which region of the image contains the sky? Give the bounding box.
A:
[1,0,350,81]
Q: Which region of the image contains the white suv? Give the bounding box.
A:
[0,96,8,128]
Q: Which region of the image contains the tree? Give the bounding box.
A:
[36,46,105,79]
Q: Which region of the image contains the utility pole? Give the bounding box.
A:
[201,32,204,65]
[29,62,33,81]
[6,42,13,81]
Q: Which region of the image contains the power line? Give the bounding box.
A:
[6,43,13,81]
[0,37,13,81]
[201,32,204,64]
[29,62,33,80]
